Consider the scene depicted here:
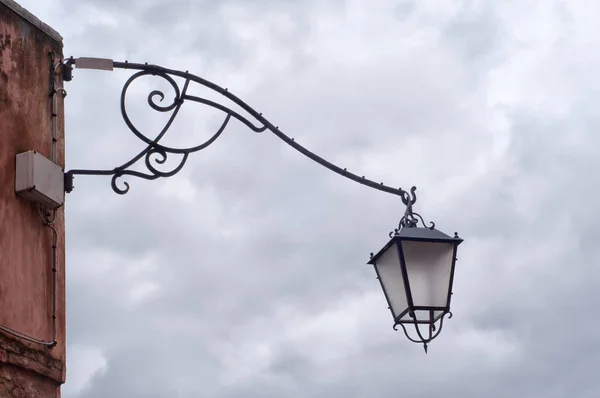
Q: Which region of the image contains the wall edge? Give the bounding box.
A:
[0,0,63,44]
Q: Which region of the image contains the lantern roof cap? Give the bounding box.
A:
[368,227,463,264]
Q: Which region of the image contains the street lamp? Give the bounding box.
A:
[368,187,463,352]
[17,57,463,351]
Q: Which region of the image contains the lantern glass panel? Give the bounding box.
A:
[401,240,455,309]
[374,243,408,319]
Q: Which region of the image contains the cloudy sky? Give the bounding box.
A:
[16,0,600,396]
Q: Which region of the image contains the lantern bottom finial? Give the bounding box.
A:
[393,311,453,353]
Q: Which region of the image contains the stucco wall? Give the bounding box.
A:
[0,1,66,396]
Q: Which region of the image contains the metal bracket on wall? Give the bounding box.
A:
[62,57,415,202]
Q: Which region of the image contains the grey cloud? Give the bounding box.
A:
[61,0,327,68]
[443,2,505,64]
[78,345,220,398]
[394,0,416,20]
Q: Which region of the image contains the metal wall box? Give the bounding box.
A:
[15,151,64,209]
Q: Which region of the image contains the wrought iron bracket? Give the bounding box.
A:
[62,57,416,200]
[59,57,457,353]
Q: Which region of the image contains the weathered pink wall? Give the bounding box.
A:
[0,1,66,396]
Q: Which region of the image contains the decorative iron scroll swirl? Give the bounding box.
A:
[63,59,416,201]
[64,64,269,194]
[388,186,435,237]
[393,311,453,353]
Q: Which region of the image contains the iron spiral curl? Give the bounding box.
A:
[65,66,260,194]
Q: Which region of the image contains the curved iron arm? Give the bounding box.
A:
[62,57,415,201]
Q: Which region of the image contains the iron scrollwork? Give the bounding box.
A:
[388,186,435,238]
[63,61,269,194]
[393,312,453,353]
[63,58,414,202]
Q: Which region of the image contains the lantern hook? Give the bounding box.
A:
[389,187,435,236]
